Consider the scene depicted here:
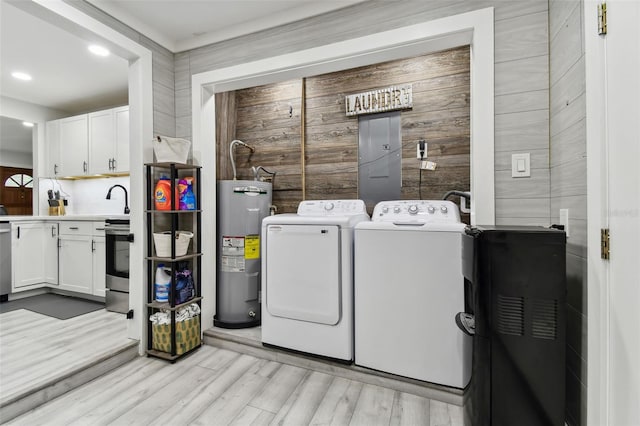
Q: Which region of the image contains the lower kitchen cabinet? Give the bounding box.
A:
[58,221,106,296]
[11,222,47,289]
[58,236,93,294]
[44,223,59,285]
[92,235,106,297]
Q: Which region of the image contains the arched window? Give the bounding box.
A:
[4,174,33,188]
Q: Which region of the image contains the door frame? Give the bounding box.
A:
[585,0,640,424]
[192,7,496,328]
[9,0,154,351]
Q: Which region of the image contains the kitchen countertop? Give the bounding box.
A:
[0,215,131,222]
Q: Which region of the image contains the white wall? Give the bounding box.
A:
[0,151,32,169]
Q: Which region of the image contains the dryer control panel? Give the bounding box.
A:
[297,199,368,216]
[372,200,461,223]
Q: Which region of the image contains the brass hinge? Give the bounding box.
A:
[598,3,607,35]
[601,228,610,260]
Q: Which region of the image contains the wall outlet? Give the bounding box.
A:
[417,141,427,159]
[559,208,569,237]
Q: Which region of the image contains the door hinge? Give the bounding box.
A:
[601,228,610,260]
[598,3,607,35]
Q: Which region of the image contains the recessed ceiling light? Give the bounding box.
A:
[12,71,32,81]
[22,122,34,127]
[88,44,110,57]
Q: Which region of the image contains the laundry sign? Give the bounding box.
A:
[345,84,413,116]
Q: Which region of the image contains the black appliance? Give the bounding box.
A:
[459,226,566,426]
[105,218,131,313]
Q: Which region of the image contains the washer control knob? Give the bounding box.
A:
[393,206,401,214]
[381,206,389,214]
[324,202,334,211]
[440,205,448,214]
[408,204,419,215]
[427,206,436,214]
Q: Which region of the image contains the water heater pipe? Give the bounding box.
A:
[229,139,254,180]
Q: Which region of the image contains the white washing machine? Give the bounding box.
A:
[261,199,369,362]
[354,200,471,388]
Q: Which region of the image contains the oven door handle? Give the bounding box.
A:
[106,230,131,237]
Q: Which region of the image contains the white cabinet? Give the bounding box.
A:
[114,106,130,173]
[45,120,61,177]
[92,222,106,297]
[58,221,106,296]
[11,222,46,289]
[44,223,59,285]
[46,106,129,177]
[88,106,129,174]
[59,114,89,176]
[59,235,93,293]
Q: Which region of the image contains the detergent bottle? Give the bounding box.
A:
[154,177,173,210]
[154,264,171,303]
[179,177,196,210]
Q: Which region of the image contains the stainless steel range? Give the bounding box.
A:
[105,219,131,313]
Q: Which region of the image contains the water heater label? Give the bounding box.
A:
[244,235,260,259]
[221,236,245,272]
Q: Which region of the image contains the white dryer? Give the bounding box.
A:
[354,200,471,388]
[261,199,369,362]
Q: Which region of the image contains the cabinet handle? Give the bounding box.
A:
[95,227,105,231]
[108,158,113,170]
[17,226,20,239]
[92,240,96,252]
[51,226,56,237]
[83,161,88,172]
[69,226,79,230]
[54,164,58,175]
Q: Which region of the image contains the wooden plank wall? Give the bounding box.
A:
[220,47,470,215]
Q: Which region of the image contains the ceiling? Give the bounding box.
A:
[1,0,365,117]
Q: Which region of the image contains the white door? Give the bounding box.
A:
[44,223,58,285]
[114,106,130,172]
[45,120,60,177]
[92,236,106,297]
[11,223,45,289]
[59,114,88,176]
[89,109,115,174]
[58,235,93,294]
[265,224,341,324]
[586,1,640,424]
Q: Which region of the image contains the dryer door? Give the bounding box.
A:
[265,224,341,325]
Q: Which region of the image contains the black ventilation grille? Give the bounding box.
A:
[496,295,524,336]
[532,298,558,340]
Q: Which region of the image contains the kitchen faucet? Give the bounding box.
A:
[106,184,130,214]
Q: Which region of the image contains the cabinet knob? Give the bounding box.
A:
[83,161,88,173]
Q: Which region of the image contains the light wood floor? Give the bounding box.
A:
[7,344,463,426]
[0,308,133,407]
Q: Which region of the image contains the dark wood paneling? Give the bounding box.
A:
[219,47,470,215]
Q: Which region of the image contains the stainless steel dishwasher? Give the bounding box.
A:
[0,222,11,302]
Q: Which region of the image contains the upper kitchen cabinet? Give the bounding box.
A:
[89,106,129,175]
[59,114,89,176]
[45,120,61,177]
[44,106,129,177]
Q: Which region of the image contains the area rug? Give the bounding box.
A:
[0,293,104,320]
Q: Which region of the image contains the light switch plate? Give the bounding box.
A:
[511,153,531,178]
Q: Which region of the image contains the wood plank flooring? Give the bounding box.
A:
[6,345,463,426]
[0,308,134,407]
